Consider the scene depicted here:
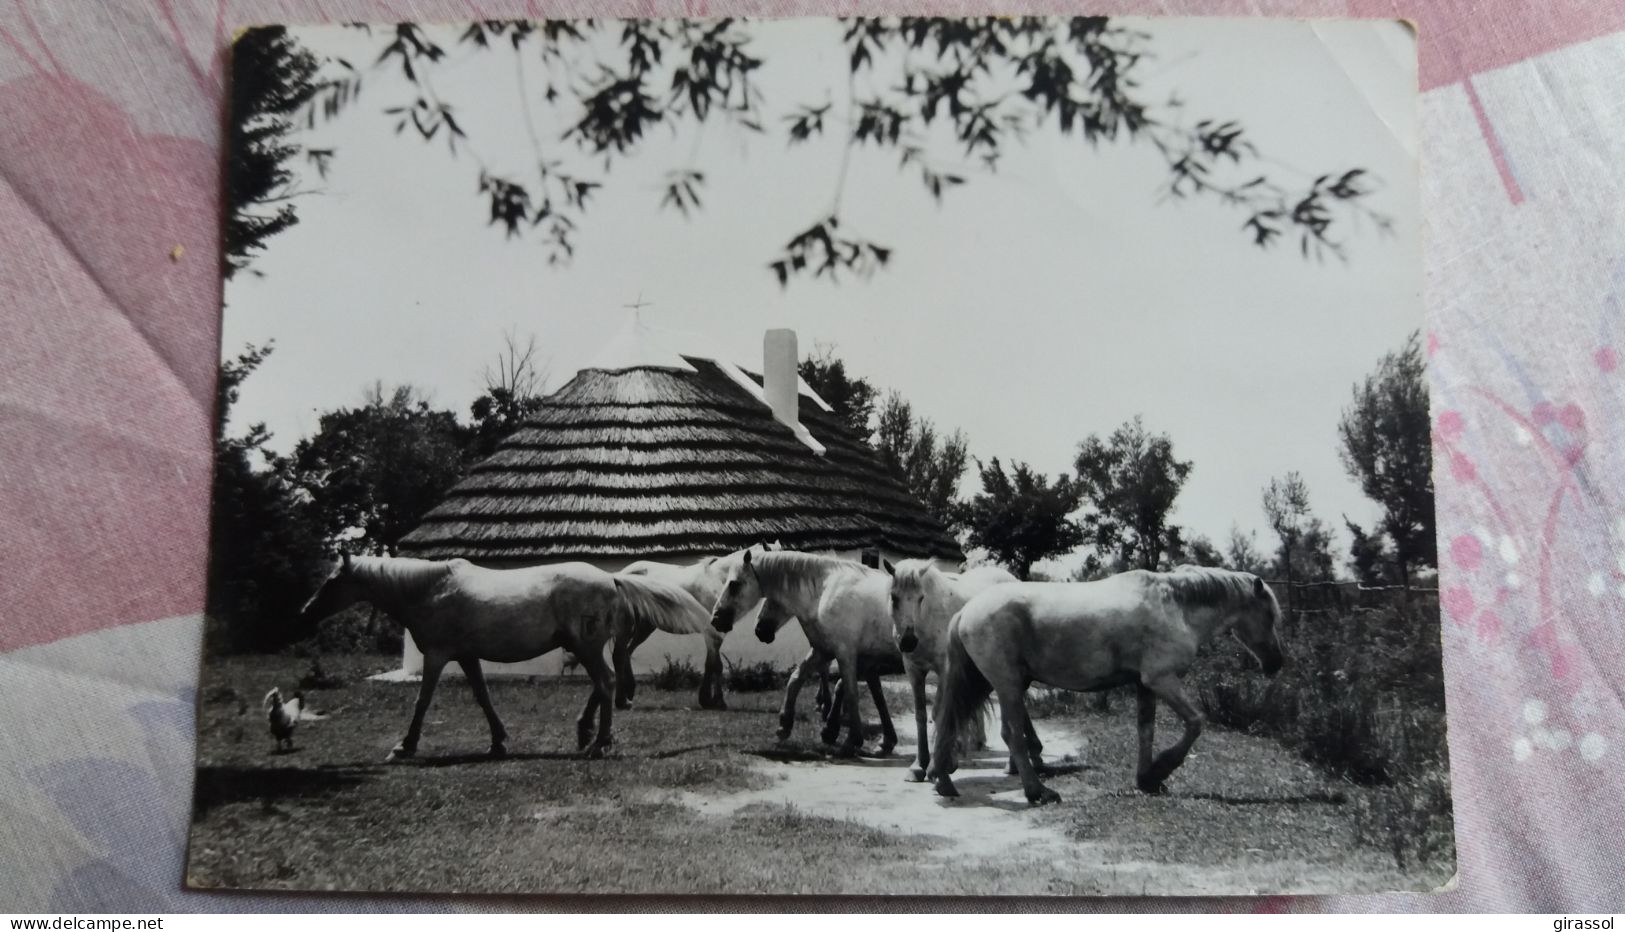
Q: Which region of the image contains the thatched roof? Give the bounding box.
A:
[398,357,964,563]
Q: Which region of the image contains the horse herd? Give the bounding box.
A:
[294,546,1285,805]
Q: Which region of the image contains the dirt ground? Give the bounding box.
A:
[186,654,1452,896]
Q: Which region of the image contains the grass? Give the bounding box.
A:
[189,654,940,894]
[192,629,1454,895]
[1188,599,1454,870]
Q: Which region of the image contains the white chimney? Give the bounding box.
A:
[764,329,799,429]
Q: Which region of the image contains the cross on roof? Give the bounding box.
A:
[622,293,654,313]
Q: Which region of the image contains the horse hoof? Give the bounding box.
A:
[878,741,896,757]
[615,700,633,711]
[1006,761,1020,776]
[582,745,608,760]
[385,747,414,764]
[489,744,507,759]
[834,744,859,759]
[934,778,960,798]
[906,767,927,783]
[1137,777,1167,795]
[1027,787,1062,806]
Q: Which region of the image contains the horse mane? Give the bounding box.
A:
[349,555,454,602]
[752,551,864,605]
[1158,565,1266,610]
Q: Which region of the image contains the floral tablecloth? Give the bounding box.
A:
[2,0,1623,912]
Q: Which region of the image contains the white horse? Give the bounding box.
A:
[754,595,896,751]
[930,566,1284,805]
[295,554,709,760]
[619,542,781,710]
[710,550,901,757]
[884,560,1017,781]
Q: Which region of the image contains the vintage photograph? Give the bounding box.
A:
[192,16,1451,896]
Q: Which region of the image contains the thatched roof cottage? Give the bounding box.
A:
[390,326,963,676]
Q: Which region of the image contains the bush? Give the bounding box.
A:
[1187,593,1452,867]
[724,657,789,692]
[300,605,402,656]
[298,657,347,691]
[649,655,704,692]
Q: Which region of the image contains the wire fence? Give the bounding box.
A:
[1264,578,1440,617]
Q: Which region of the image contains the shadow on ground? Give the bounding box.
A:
[192,764,377,818]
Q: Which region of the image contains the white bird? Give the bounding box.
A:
[264,687,305,753]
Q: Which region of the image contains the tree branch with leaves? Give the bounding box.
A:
[236,17,1392,282]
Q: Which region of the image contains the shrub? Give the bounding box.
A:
[649,655,704,692]
[298,657,347,691]
[724,657,789,692]
[299,605,402,656]
[1186,591,1452,867]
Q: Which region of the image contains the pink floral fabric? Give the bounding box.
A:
[2,0,1622,911]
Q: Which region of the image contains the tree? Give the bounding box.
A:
[958,458,1086,578]
[206,344,328,651]
[1344,516,1394,586]
[1074,416,1193,571]
[283,384,471,555]
[874,392,970,528]
[799,345,879,438]
[1262,471,1313,591]
[467,330,550,460]
[259,19,1387,284]
[1274,516,1338,583]
[1169,533,1225,568]
[1225,525,1270,576]
[1338,331,1435,582]
[225,27,322,278]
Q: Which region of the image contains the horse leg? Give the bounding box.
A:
[1004,715,1020,775]
[998,702,1039,774]
[905,663,930,781]
[820,675,848,746]
[1024,704,1045,771]
[1134,683,1160,793]
[389,653,447,762]
[777,649,822,742]
[814,667,833,721]
[866,670,897,756]
[999,686,1060,805]
[1140,674,1204,793]
[458,657,508,759]
[578,648,617,759]
[700,631,726,710]
[614,627,649,711]
[835,654,864,758]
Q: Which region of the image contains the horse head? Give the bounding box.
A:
[710,549,764,634]
[1234,575,1285,676]
[753,596,796,644]
[885,559,933,654]
[295,551,367,630]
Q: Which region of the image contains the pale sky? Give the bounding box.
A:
[223,17,1420,568]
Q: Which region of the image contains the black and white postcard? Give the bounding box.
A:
[193,16,1451,896]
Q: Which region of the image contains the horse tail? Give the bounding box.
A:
[612,575,711,637]
[931,612,994,779]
